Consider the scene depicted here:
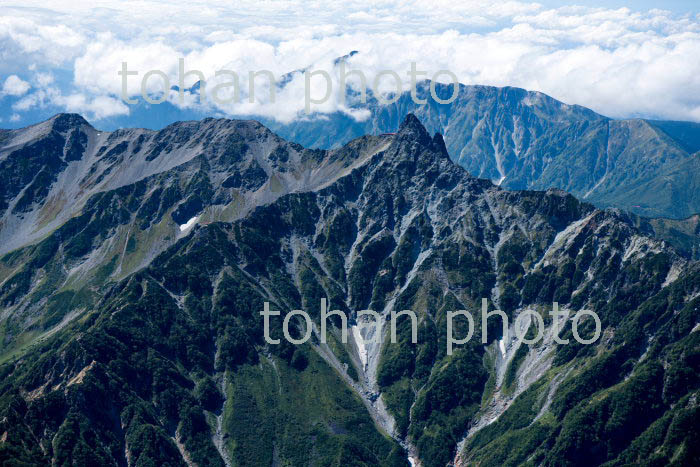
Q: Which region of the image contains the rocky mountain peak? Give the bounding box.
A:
[49,113,92,133]
[397,113,431,143]
[390,114,451,159]
[378,114,464,187]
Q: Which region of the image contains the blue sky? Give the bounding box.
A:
[538,1,698,15]
[1,1,699,127]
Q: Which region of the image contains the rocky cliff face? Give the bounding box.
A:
[0,114,698,466]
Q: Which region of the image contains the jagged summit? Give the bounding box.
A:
[398,113,425,132]
[379,114,463,186]
[396,113,432,145]
[392,113,452,157]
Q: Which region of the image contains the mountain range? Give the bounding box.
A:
[0,113,698,466]
[5,79,700,220]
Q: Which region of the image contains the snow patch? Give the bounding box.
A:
[662,263,681,288]
[179,216,199,232]
[352,324,369,369]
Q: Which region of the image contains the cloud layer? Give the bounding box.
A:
[1,1,699,123]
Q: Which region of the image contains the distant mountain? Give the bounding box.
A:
[0,114,698,466]
[263,82,700,219]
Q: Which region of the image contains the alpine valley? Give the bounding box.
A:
[0,111,698,467]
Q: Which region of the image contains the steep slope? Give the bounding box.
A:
[0,114,698,466]
[0,114,390,360]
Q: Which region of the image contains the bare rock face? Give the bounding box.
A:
[0,114,698,467]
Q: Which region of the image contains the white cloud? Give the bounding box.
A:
[0,14,85,70]
[2,75,30,96]
[11,71,129,120]
[1,1,699,122]
[60,93,130,120]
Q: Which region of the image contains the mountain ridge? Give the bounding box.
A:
[4,76,700,219]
